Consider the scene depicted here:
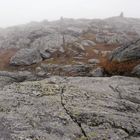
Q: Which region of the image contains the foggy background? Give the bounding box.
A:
[0,0,139,27]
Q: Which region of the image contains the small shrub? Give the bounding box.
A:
[100,57,140,76]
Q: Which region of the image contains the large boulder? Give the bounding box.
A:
[0,76,140,139]
[109,39,140,62]
[10,48,42,66]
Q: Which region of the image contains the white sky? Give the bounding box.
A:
[0,0,139,27]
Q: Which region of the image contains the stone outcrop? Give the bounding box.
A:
[10,48,42,66]
[41,64,93,76]
[0,76,140,140]
[90,67,104,77]
[109,39,140,62]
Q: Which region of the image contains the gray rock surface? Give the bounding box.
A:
[0,16,140,51]
[41,64,92,76]
[0,76,140,140]
[88,59,100,64]
[10,48,42,66]
[90,67,104,77]
[0,71,37,82]
[132,64,140,77]
[40,50,51,59]
[109,39,140,62]
[81,40,96,47]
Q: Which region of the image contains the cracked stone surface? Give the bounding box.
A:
[0,76,140,140]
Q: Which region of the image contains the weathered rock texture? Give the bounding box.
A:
[132,64,140,77]
[10,48,42,66]
[109,39,140,62]
[0,76,140,140]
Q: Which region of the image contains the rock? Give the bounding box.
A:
[35,67,42,72]
[73,42,85,51]
[41,64,91,76]
[31,33,78,52]
[10,48,42,66]
[90,67,104,77]
[88,59,100,64]
[132,64,140,77]
[93,49,100,55]
[96,33,106,43]
[96,33,129,45]
[40,50,51,59]
[58,47,65,53]
[61,76,140,140]
[0,76,140,139]
[109,39,140,62]
[0,76,15,89]
[35,67,46,77]
[37,71,46,77]
[101,50,111,57]
[0,71,28,82]
[81,40,96,47]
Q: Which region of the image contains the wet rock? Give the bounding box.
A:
[10,48,42,66]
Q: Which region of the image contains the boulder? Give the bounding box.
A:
[10,48,42,66]
[90,67,104,77]
[96,33,129,45]
[109,39,140,62]
[132,64,140,77]
[35,67,46,77]
[101,50,111,57]
[73,42,85,51]
[81,40,96,47]
[0,71,35,82]
[41,64,91,76]
[88,59,100,64]
[40,50,51,59]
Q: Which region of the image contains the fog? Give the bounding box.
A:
[0,0,139,27]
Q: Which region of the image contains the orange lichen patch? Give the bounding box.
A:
[100,57,140,75]
[0,48,19,70]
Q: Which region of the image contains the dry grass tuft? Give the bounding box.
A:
[100,57,140,75]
